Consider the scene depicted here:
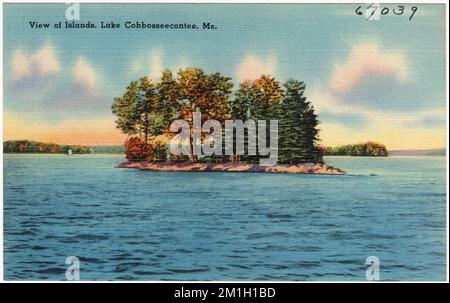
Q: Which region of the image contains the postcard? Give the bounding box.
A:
[1,1,448,285]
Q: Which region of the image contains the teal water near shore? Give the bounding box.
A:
[3,154,447,280]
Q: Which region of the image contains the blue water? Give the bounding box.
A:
[3,154,447,281]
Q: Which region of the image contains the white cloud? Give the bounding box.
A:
[11,44,60,80]
[309,42,445,149]
[33,44,61,76]
[11,50,31,80]
[310,88,445,128]
[235,54,277,83]
[148,49,163,82]
[310,86,445,149]
[310,42,413,122]
[74,57,98,90]
[330,42,408,93]
[128,49,193,81]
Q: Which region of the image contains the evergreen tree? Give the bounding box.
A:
[279,80,322,164]
[133,77,165,143]
[251,75,283,163]
[112,77,165,144]
[229,81,252,161]
[112,80,140,136]
[231,81,252,121]
[231,76,283,163]
[157,69,179,129]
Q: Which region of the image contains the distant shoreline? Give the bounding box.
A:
[388,148,445,157]
[118,161,346,175]
[3,141,445,157]
[3,152,445,158]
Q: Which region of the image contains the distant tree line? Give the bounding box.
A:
[323,142,388,157]
[88,145,124,154]
[112,67,322,164]
[3,140,91,154]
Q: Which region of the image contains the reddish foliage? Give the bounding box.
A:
[124,137,152,162]
[318,145,329,154]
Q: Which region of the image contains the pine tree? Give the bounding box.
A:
[279,80,322,164]
[112,77,165,144]
[231,81,252,121]
[230,77,283,163]
[230,81,252,161]
[111,80,140,136]
[157,69,178,129]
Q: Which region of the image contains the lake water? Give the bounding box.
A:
[2,154,447,281]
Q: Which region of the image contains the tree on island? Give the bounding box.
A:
[230,80,252,162]
[112,77,165,143]
[176,68,233,162]
[230,75,283,162]
[248,75,283,121]
[112,77,168,161]
[324,142,388,157]
[157,69,179,128]
[111,81,140,136]
[279,80,322,164]
[112,67,324,164]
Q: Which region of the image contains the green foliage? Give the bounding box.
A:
[158,69,179,127]
[231,75,283,121]
[113,67,234,162]
[230,77,322,164]
[176,68,233,122]
[249,75,283,120]
[88,145,124,154]
[112,77,165,143]
[176,68,234,161]
[324,142,388,157]
[111,81,140,136]
[113,69,325,164]
[230,81,252,121]
[3,140,91,154]
[279,80,322,164]
[168,153,190,162]
[230,75,284,162]
[150,141,168,162]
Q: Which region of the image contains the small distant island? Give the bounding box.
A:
[3,140,91,154]
[322,142,388,157]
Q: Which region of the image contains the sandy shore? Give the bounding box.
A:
[118,161,345,175]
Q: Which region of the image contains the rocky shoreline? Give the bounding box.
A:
[118,161,345,175]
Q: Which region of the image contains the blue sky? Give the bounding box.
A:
[3,3,446,148]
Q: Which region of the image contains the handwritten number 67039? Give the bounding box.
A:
[355,5,418,21]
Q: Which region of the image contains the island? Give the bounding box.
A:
[3,140,91,154]
[112,68,346,175]
[118,161,345,175]
[322,142,388,157]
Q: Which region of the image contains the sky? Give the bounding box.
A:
[2,3,447,149]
